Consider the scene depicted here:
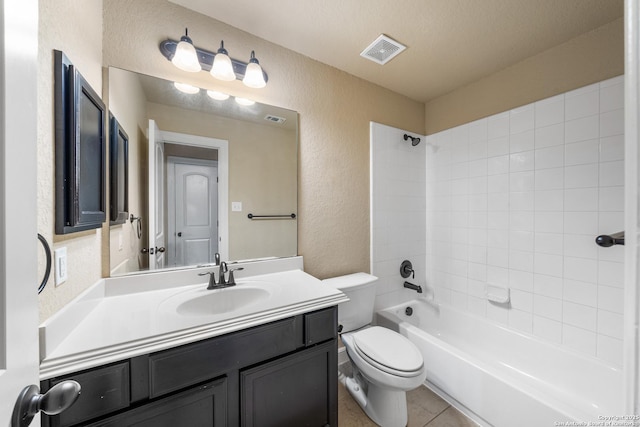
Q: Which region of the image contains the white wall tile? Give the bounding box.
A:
[565,86,599,121]
[598,310,624,339]
[563,301,597,331]
[535,146,564,169]
[600,135,624,162]
[565,139,599,166]
[563,324,597,355]
[535,123,564,148]
[488,112,510,139]
[599,161,624,187]
[534,232,563,254]
[565,116,599,144]
[535,95,565,128]
[487,137,509,157]
[534,274,563,299]
[424,78,624,365]
[510,130,535,153]
[600,109,624,137]
[511,105,535,134]
[533,316,562,344]
[600,80,624,113]
[534,294,562,321]
[535,168,564,190]
[564,163,598,189]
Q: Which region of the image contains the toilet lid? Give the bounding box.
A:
[352,326,423,375]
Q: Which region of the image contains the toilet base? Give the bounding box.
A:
[343,372,408,427]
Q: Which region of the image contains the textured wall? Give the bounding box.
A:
[108,67,148,275]
[102,0,425,280]
[424,18,624,135]
[37,0,104,321]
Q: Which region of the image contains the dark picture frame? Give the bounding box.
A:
[54,50,106,234]
[109,113,129,225]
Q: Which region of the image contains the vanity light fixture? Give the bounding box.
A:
[210,41,236,81]
[173,81,200,94]
[171,28,201,73]
[207,90,230,101]
[242,51,267,88]
[235,97,255,106]
[160,35,268,87]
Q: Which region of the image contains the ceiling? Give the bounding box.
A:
[169,0,623,104]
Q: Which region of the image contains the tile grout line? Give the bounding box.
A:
[422,403,452,427]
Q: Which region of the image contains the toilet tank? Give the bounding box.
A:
[322,273,378,333]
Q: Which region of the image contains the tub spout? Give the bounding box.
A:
[403,281,422,293]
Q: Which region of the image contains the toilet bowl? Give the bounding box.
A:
[323,273,426,427]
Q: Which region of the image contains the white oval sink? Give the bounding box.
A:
[175,286,271,316]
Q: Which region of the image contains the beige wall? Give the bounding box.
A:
[424,18,624,134]
[145,102,298,261]
[102,0,425,281]
[108,67,149,275]
[37,0,104,321]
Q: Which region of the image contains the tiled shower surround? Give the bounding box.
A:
[425,76,624,366]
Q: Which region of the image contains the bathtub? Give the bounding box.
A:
[377,300,624,427]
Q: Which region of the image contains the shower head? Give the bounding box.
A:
[403,133,421,146]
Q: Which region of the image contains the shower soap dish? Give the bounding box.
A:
[485,284,510,304]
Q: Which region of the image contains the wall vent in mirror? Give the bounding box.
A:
[54,50,106,234]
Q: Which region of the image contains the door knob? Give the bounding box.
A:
[177,232,182,237]
[12,380,81,427]
[157,247,166,253]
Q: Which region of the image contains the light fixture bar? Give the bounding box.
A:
[159,39,268,84]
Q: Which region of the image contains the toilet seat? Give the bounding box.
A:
[351,326,423,378]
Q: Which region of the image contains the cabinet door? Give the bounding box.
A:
[241,340,337,427]
[89,377,226,427]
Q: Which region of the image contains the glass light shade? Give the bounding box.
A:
[172,38,201,72]
[211,53,236,81]
[243,62,266,88]
[207,90,230,101]
[235,97,255,106]
[173,82,200,94]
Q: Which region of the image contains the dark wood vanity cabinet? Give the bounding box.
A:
[41,306,338,427]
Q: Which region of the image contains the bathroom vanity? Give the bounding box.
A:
[38,260,346,427]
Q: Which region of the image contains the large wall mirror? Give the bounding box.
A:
[108,67,298,276]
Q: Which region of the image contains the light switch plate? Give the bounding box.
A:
[232,201,243,212]
[54,247,68,286]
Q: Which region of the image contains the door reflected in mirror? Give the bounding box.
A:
[108,68,298,276]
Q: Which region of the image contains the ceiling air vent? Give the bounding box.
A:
[264,114,286,124]
[360,34,406,65]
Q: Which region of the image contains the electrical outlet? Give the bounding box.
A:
[232,202,243,212]
[54,247,68,286]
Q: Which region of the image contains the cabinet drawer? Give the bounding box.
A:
[87,377,227,427]
[304,307,337,346]
[44,362,130,427]
[148,316,301,398]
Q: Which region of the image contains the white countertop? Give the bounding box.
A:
[39,258,347,379]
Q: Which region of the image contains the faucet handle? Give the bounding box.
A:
[199,271,217,290]
[227,267,244,286]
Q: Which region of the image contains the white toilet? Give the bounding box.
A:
[323,273,426,427]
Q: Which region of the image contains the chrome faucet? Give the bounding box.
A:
[199,261,245,290]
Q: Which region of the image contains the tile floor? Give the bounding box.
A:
[337,381,478,427]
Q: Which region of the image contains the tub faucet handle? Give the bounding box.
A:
[400,260,415,279]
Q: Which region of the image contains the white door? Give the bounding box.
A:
[0,0,41,423]
[148,120,166,270]
[168,158,218,267]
